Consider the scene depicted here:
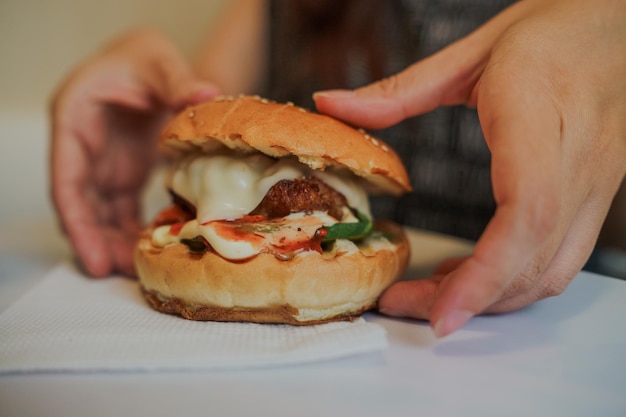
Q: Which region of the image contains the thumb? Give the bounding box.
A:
[312,35,488,130]
[313,59,458,130]
[378,277,442,319]
[313,1,532,129]
[126,29,222,110]
[168,78,221,110]
[93,29,222,112]
[142,58,221,110]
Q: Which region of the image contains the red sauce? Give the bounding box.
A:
[151,204,194,227]
[233,214,267,223]
[169,222,187,236]
[271,236,323,259]
[207,221,266,246]
[163,213,329,262]
[205,216,325,260]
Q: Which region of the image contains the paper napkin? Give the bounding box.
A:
[0,263,387,373]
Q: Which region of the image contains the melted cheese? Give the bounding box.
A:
[156,150,373,260]
[153,212,338,260]
[166,151,371,222]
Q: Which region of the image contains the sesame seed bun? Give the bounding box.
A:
[159,95,411,195]
[135,95,411,325]
[135,221,409,325]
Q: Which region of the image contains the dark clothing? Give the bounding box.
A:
[265,0,516,241]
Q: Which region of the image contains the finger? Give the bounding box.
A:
[50,90,118,277]
[313,1,533,129]
[486,186,614,313]
[129,59,220,111]
[434,256,468,275]
[91,30,221,112]
[53,151,141,278]
[157,75,221,110]
[312,46,479,130]
[51,134,113,277]
[131,32,221,109]
[91,189,143,234]
[378,276,443,319]
[429,73,563,337]
[54,188,115,277]
[104,228,140,278]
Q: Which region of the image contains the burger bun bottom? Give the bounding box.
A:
[134,221,410,325]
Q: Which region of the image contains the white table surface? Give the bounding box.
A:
[1,112,626,416]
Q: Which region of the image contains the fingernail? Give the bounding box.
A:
[187,85,220,102]
[313,89,355,99]
[433,309,473,338]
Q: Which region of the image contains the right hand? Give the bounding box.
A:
[50,29,220,277]
[315,0,626,336]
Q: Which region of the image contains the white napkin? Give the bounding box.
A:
[0,263,387,373]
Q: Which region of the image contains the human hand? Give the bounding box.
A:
[50,29,220,277]
[314,0,626,336]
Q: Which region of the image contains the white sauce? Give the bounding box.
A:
[153,211,338,260]
[166,151,371,222]
[155,150,373,260]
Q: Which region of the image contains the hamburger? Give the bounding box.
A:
[134,95,411,325]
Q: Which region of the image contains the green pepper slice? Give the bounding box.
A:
[181,236,209,254]
[321,211,373,242]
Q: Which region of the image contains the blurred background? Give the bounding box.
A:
[0,0,228,112]
[0,0,228,220]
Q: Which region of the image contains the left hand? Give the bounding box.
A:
[314,0,626,336]
[50,29,220,277]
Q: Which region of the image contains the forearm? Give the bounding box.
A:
[193,0,269,95]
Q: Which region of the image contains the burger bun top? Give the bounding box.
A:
[159,95,411,195]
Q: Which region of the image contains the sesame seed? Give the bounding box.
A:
[287,101,294,106]
[358,128,365,134]
[381,144,389,152]
[371,138,379,146]
[188,110,195,118]
[260,98,269,104]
